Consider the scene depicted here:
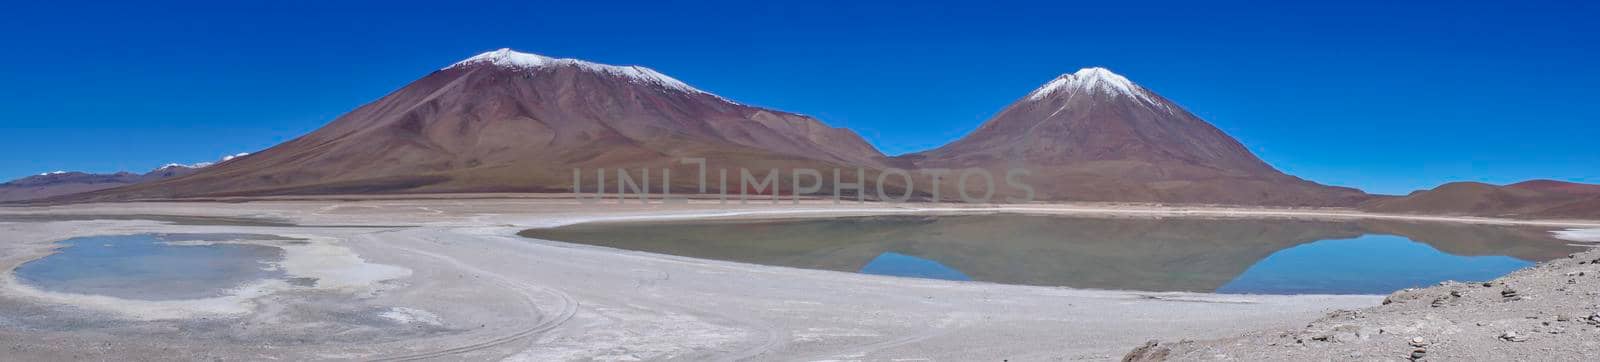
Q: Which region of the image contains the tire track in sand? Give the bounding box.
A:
[368,232,579,361]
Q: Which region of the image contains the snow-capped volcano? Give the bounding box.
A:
[1028,68,1153,101]
[903,67,1366,206]
[447,48,714,97]
[73,48,888,200]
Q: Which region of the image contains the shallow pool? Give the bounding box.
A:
[13,234,288,300]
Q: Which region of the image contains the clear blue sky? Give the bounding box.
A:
[2,0,1595,195]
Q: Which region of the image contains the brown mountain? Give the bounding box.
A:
[1363,181,1600,219]
[0,163,211,202]
[900,68,1367,206]
[74,49,890,200]
[1505,179,1600,195]
[0,172,145,202]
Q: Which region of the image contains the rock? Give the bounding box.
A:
[1500,330,1530,342]
[1410,348,1427,360]
[1122,340,1170,362]
[1331,332,1359,343]
[1385,289,1428,305]
[1409,337,1429,347]
[1501,288,1521,301]
[1557,315,1572,322]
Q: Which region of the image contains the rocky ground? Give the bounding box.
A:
[1125,245,1600,361]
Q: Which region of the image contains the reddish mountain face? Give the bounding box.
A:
[902,68,1367,206]
[86,49,890,199]
[1364,181,1600,219]
[1506,180,1600,195]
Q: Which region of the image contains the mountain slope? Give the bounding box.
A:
[81,49,890,200]
[901,68,1367,206]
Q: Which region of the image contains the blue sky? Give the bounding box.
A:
[2,0,1595,195]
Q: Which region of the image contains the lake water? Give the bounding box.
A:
[520,214,1586,295]
[13,234,287,300]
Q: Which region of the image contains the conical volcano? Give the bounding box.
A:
[82,49,890,199]
[903,67,1367,206]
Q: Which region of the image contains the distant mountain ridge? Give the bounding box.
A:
[1506,179,1600,195]
[1,154,247,202]
[1362,180,1600,219]
[2,169,173,202]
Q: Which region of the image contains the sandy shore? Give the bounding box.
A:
[1,199,1593,360]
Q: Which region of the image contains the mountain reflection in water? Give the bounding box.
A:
[519,214,1583,294]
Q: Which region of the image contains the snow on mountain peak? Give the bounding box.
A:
[156,162,212,171]
[151,153,248,172]
[447,48,717,98]
[1026,67,1161,107]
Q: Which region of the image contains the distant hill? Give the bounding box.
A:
[1505,179,1600,195]
[0,171,148,202]
[1362,180,1600,219]
[0,154,245,202]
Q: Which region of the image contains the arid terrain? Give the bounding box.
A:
[1126,240,1600,361]
[1363,180,1600,220]
[2,198,1596,360]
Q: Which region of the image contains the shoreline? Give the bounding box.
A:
[7,199,1600,228]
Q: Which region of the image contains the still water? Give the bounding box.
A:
[521,214,1584,295]
[13,234,287,300]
